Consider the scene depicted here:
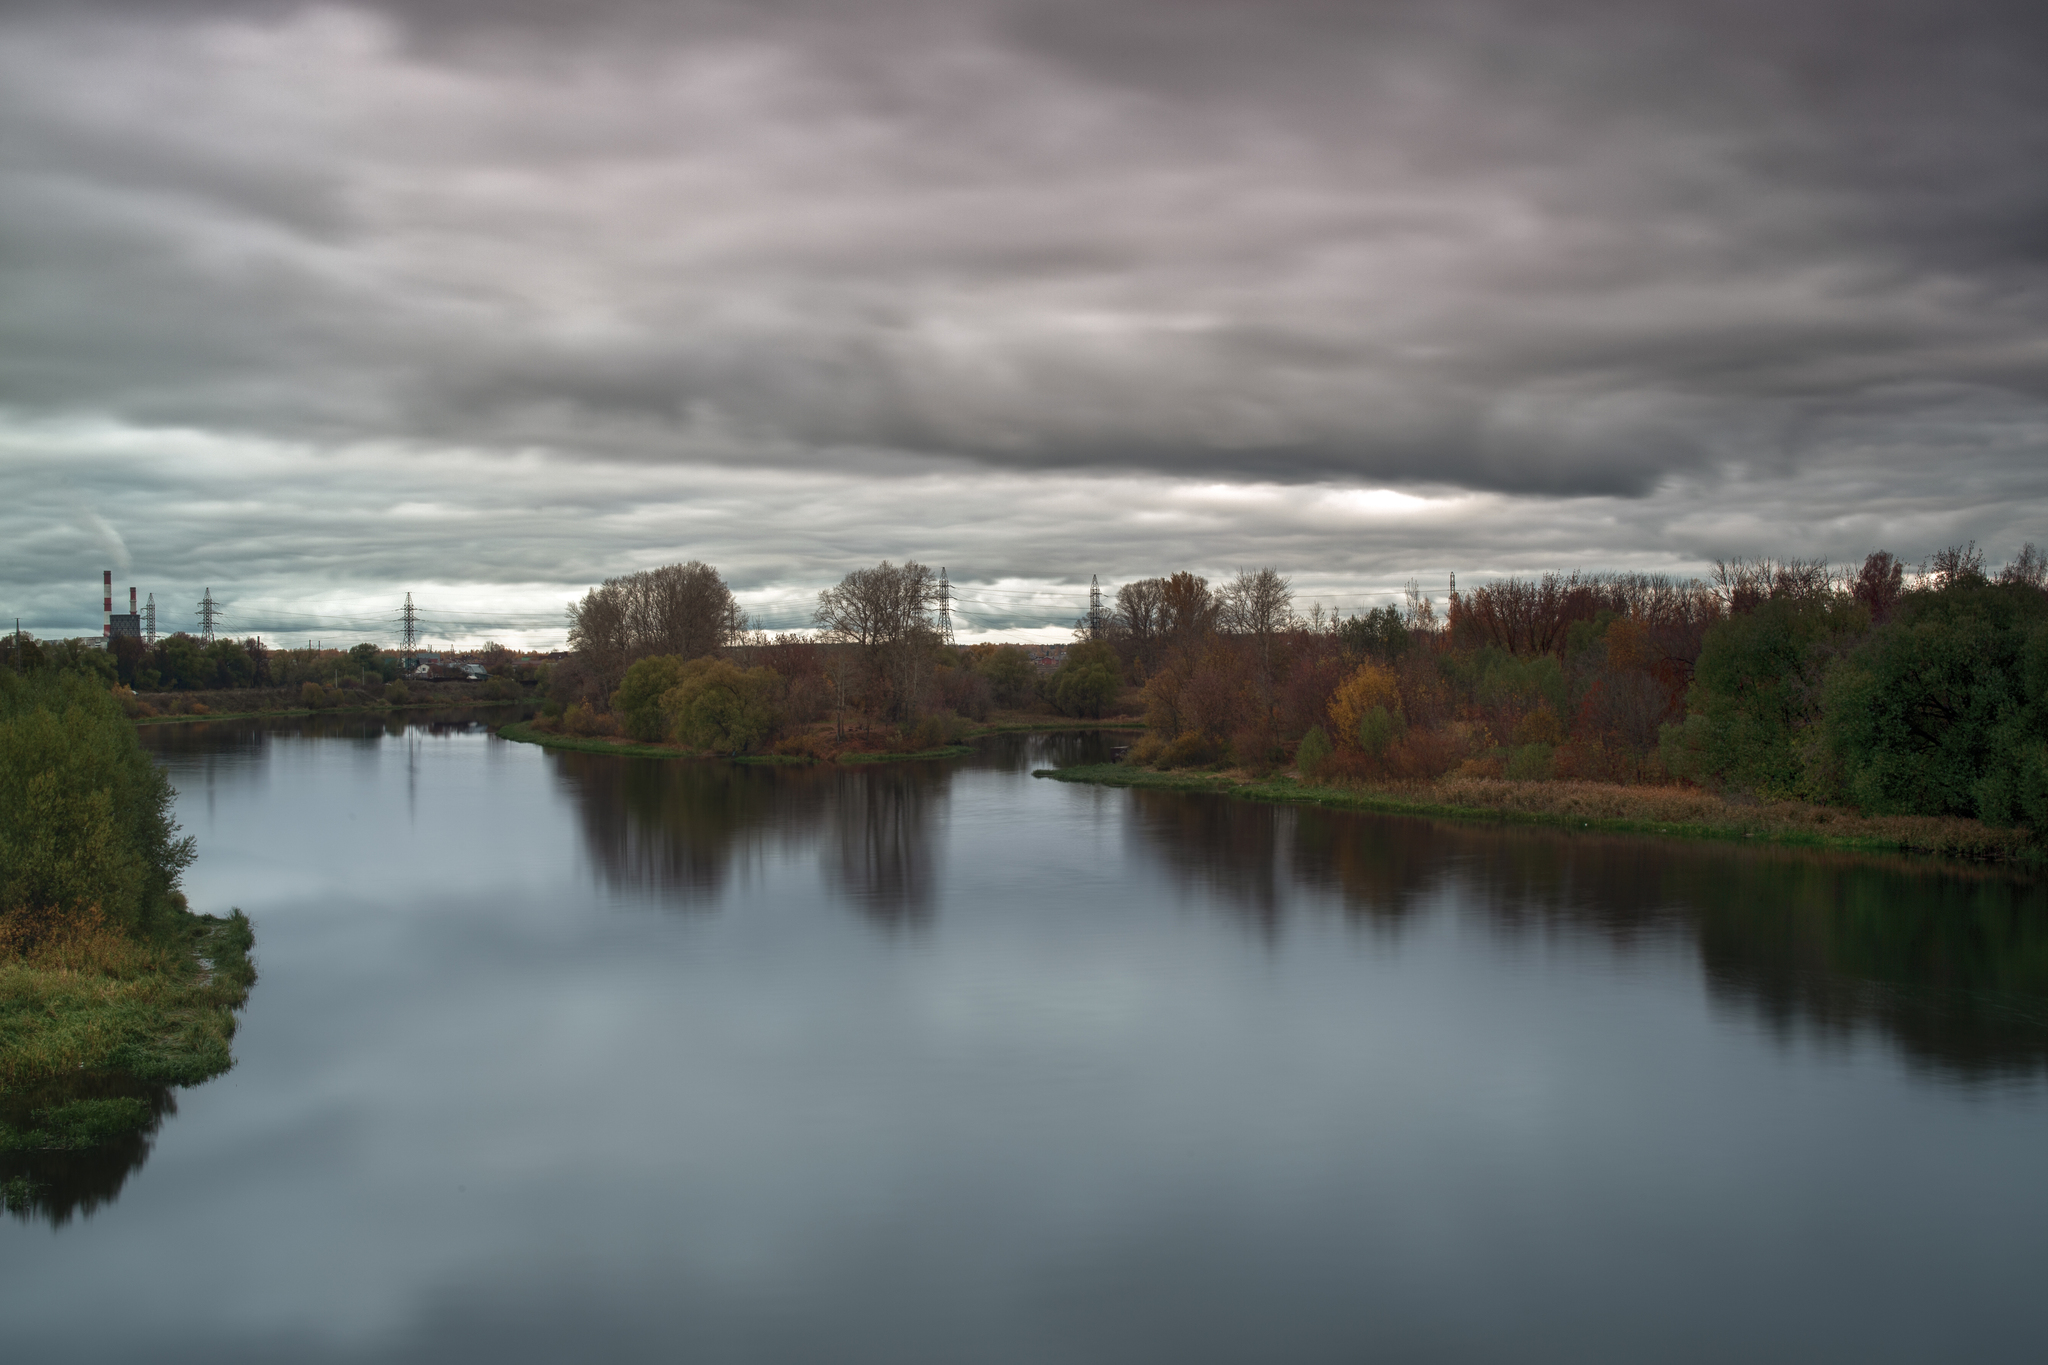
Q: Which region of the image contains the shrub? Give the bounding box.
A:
[385,681,410,706]
[1356,704,1406,758]
[1295,724,1333,779]
[1506,743,1555,781]
[909,712,970,749]
[1383,726,1466,780]
[561,703,618,737]
[1157,732,1223,768]
[1329,662,1403,749]
[1229,724,1279,775]
[300,681,325,709]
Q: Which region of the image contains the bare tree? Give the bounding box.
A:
[814,561,940,719]
[568,560,746,698]
[1851,551,1906,622]
[1157,571,1218,662]
[1219,567,1294,711]
[1112,578,1168,667]
[1998,543,2045,590]
[1923,543,1987,590]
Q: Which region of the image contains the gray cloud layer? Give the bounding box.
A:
[3,0,2045,637]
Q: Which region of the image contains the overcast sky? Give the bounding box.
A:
[4,0,2045,645]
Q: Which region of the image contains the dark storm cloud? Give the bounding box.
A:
[3,0,2045,488]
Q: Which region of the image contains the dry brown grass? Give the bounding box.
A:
[1342,775,2037,860]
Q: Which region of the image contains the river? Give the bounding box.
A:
[5,711,2046,1363]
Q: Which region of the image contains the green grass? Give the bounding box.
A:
[0,908,257,1147]
[1037,764,2043,864]
[836,745,974,763]
[497,721,701,759]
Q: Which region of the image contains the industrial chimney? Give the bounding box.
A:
[103,569,112,640]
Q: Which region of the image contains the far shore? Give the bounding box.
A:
[1037,763,2041,865]
[496,715,1144,764]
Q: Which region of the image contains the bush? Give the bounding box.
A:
[385,681,410,706]
[562,703,619,737]
[909,712,970,749]
[1157,732,1223,768]
[1506,743,1555,781]
[1329,662,1403,749]
[1295,725,1333,779]
[1356,703,1405,758]
[300,681,325,709]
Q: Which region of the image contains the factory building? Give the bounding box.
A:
[103,570,143,642]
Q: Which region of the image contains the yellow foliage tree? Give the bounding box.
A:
[1328,662,1403,750]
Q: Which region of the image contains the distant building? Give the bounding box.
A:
[108,614,142,640]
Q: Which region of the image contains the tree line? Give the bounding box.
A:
[547,545,2048,829]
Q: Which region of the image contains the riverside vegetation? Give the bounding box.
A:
[0,665,252,1207]
[517,547,2047,859]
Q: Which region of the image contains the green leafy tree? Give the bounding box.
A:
[970,645,1038,708]
[1661,598,1867,796]
[1047,641,1120,718]
[659,659,782,753]
[205,638,255,689]
[153,634,210,691]
[0,670,194,937]
[1820,582,2048,824]
[1337,605,1411,659]
[611,655,689,742]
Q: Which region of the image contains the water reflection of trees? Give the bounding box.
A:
[0,1077,177,1228]
[826,771,942,927]
[1132,795,2048,1082]
[555,754,948,922]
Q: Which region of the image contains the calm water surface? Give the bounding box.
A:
[5,713,2047,1363]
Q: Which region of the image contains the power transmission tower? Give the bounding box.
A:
[198,588,219,642]
[144,593,156,645]
[937,568,954,644]
[400,592,419,656]
[1088,573,1107,639]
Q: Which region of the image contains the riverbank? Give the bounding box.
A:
[0,905,256,1155]
[497,717,1141,764]
[133,697,529,726]
[1037,764,2041,863]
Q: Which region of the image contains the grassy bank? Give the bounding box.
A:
[1038,764,2041,863]
[0,905,256,1154]
[134,698,527,726]
[498,718,1109,764]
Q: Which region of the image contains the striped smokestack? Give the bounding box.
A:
[129,586,137,616]
[103,569,112,638]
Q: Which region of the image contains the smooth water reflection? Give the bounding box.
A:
[3,715,2044,1363]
